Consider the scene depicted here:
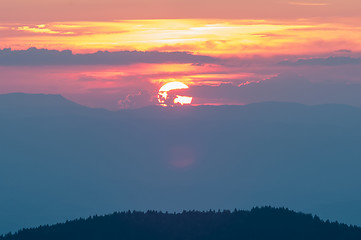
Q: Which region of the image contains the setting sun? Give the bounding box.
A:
[158,82,193,107]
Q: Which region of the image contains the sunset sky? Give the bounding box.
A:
[1,0,361,109]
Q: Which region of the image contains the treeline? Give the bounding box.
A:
[1,207,361,240]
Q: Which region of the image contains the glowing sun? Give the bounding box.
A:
[158,82,193,107]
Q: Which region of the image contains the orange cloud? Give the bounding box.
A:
[2,19,361,57]
[288,2,329,6]
[17,25,74,35]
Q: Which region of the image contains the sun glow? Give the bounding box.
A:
[174,96,193,105]
[158,81,193,107]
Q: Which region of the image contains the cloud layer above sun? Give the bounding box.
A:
[2,19,361,55]
[0,48,219,66]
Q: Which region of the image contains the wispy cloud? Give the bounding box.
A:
[17,25,74,35]
[288,2,329,6]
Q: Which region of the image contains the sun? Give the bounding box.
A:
[158,82,193,107]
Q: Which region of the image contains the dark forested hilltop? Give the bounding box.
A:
[2,207,361,240]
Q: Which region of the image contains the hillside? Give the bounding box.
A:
[1,207,361,240]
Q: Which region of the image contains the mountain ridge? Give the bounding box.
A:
[0,93,80,108]
[1,92,361,112]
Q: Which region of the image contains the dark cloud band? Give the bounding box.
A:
[0,48,220,66]
[279,56,361,66]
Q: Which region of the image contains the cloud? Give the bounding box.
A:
[189,74,361,107]
[17,26,74,35]
[279,56,361,66]
[0,48,221,66]
[334,49,352,53]
[118,91,156,109]
[288,2,329,6]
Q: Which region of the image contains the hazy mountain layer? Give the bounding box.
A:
[1,93,361,233]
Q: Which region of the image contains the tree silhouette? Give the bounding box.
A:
[1,207,361,240]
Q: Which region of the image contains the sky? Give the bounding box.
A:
[1,0,361,109]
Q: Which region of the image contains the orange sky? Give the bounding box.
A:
[0,0,361,109]
[0,0,360,22]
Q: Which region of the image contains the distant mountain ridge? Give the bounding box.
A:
[2,207,361,240]
[0,93,108,117]
[1,93,361,120]
[1,92,360,110]
[0,93,81,109]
